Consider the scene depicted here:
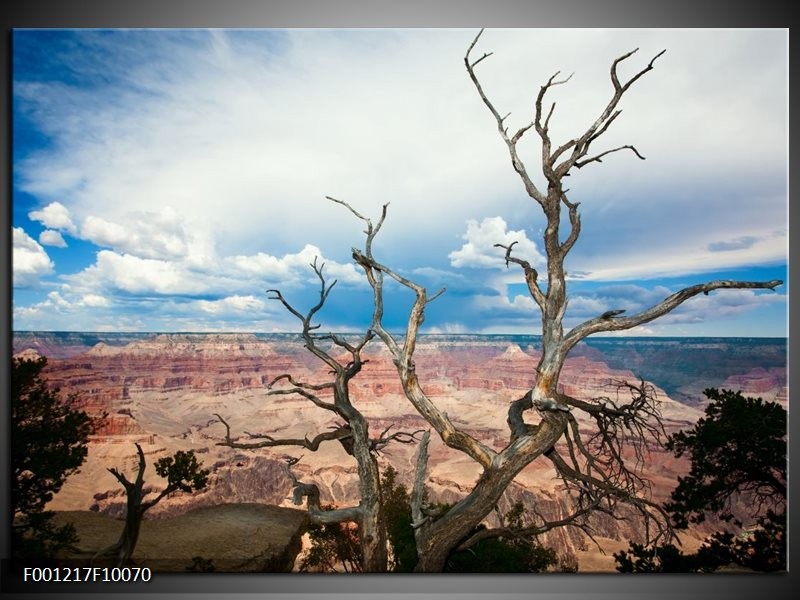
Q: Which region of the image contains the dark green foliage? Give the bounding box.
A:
[665,388,786,528]
[11,356,95,558]
[300,466,563,573]
[614,542,709,573]
[381,465,418,572]
[443,503,558,573]
[299,508,362,573]
[154,450,210,495]
[615,511,786,573]
[615,388,786,573]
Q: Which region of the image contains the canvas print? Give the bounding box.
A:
[10,28,787,574]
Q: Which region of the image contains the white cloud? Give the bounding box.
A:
[46,291,71,308]
[570,230,787,281]
[474,293,537,315]
[28,201,78,235]
[13,227,54,287]
[425,322,469,334]
[229,244,362,284]
[15,29,784,274]
[80,293,110,307]
[196,295,266,314]
[80,207,190,260]
[13,290,111,330]
[39,229,67,248]
[449,217,544,269]
[69,250,206,295]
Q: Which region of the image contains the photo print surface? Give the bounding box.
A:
[10,27,787,574]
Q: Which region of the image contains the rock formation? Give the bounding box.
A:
[12,332,786,571]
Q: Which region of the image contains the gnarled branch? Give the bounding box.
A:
[215,413,354,453]
[565,279,783,349]
[282,456,362,524]
[493,241,546,309]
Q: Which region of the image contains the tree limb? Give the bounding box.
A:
[493,241,546,310]
[281,456,362,524]
[350,243,495,468]
[464,29,546,206]
[565,279,783,348]
[455,497,601,552]
[411,431,431,532]
[214,413,354,453]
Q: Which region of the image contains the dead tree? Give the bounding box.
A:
[94,444,209,567]
[215,258,422,572]
[331,30,783,572]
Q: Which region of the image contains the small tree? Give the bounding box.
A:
[615,389,786,572]
[11,356,95,558]
[96,443,209,567]
[299,508,363,573]
[665,388,786,528]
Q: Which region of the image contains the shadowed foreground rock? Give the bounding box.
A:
[53,503,308,572]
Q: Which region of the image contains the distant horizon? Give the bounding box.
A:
[11,330,789,341]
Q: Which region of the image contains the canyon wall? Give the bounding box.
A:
[12,332,787,570]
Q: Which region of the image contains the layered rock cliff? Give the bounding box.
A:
[11,332,786,570]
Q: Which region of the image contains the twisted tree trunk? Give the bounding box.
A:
[332,29,782,572]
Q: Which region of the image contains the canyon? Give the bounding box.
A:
[12,332,788,571]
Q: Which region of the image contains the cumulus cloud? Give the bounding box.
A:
[13,227,54,287]
[80,208,190,260]
[80,293,110,307]
[39,229,68,248]
[229,244,362,284]
[473,293,537,315]
[13,290,109,316]
[196,295,266,314]
[449,217,544,269]
[68,250,207,295]
[28,201,78,235]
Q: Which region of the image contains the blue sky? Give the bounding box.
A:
[12,29,788,336]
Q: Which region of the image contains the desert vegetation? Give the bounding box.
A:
[614,388,786,572]
[11,356,96,559]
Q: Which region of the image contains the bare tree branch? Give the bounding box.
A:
[574,144,646,169]
[551,48,665,176]
[455,498,602,552]
[464,30,546,206]
[493,242,546,309]
[281,456,362,524]
[215,413,355,453]
[370,425,426,454]
[411,430,431,531]
[349,242,496,469]
[564,279,783,349]
[266,374,337,412]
